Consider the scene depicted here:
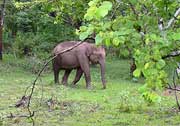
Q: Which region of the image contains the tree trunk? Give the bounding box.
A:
[0,17,2,60]
[130,58,136,76]
[0,0,6,60]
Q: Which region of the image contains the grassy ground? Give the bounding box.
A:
[0,55,180,126]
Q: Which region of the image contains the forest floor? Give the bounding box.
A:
[0,55,180,126]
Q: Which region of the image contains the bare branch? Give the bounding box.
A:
[0,0,6,26]
[162,50,180,59]
[110,1,121,19]
[165,7,180,30]
[128,2,138,19]
[26,41,84,118]
[165,87,180,92]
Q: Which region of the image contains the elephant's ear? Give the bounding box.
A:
[90,54,99,63]
[86,45,95,57]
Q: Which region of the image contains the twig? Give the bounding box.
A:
[128,2,138,20]
[110,1,121,19]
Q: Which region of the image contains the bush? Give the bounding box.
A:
[2,54,52,74]
[4,23,78,58]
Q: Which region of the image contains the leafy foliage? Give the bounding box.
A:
[2,0,180,103]
[77,0,180,103]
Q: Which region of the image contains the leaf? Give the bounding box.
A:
[101,1,113,10]
[84,6,97,20]
[119,36,125,44]
[88,0,99,6]
[112,37,120,46]
[138,84,149,94]
[171,33,180,41]
[79,32,89,40]
[96,1,112,18]
[156,59,166,69]
[133,69,141,77]
[105,38,111,46]
[144,63,150,69]
[149,34,157,41]
[80,26,87,32]
[95,34,103,45]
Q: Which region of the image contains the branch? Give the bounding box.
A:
[159,7,180,31]
[172,69,180,110]
[0,0,6,26]
[162,50,180,59]
[166,87,180,92]
[26,41,84,118]
[128,2,138,19]
[110,1,121,19]
[165,7,180,30]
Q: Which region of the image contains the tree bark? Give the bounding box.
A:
[0,0,6,60]
[0,17,2,60]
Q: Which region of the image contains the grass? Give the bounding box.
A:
[0,55,180,126]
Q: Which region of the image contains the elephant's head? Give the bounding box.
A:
[87,45,106,89]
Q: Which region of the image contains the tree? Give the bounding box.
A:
[0,0,6,60]
[77,0,180,103]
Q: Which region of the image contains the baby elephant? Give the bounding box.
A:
[52,41,106,89]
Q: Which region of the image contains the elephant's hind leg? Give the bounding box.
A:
[72,68,83,85]
[61,70,72,85]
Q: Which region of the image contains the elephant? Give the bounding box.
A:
[52,41,106,89]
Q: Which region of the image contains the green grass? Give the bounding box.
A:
[0,55,180,126]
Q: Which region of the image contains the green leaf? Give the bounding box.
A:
[133,69,141,77]
[96,7,108,18]
[88,0,99,6]
[96,1,112,18]
[156,59,166,69]
[95,34,103,45]
[112,37,120,46]
[144,63,150,69]
[138,84,149,94]
[171,33,180,41]
[119,36,125,44]
[105,38,111,46]
[101,1,113,10]
[84,6,97,20]
[79,32,89,40]
[80,26,87,32]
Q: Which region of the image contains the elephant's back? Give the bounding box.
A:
[52,41,89,55]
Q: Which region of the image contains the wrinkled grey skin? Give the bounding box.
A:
[52,41,106,89]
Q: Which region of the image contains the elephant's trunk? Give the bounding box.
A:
[99,59,106,89]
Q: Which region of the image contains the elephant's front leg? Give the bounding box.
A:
[72,68,83,85]
[53,61,60,84]
[78,55,91,89]
[61,70,72,85]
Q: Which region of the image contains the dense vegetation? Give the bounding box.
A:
[0,0,180,125]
